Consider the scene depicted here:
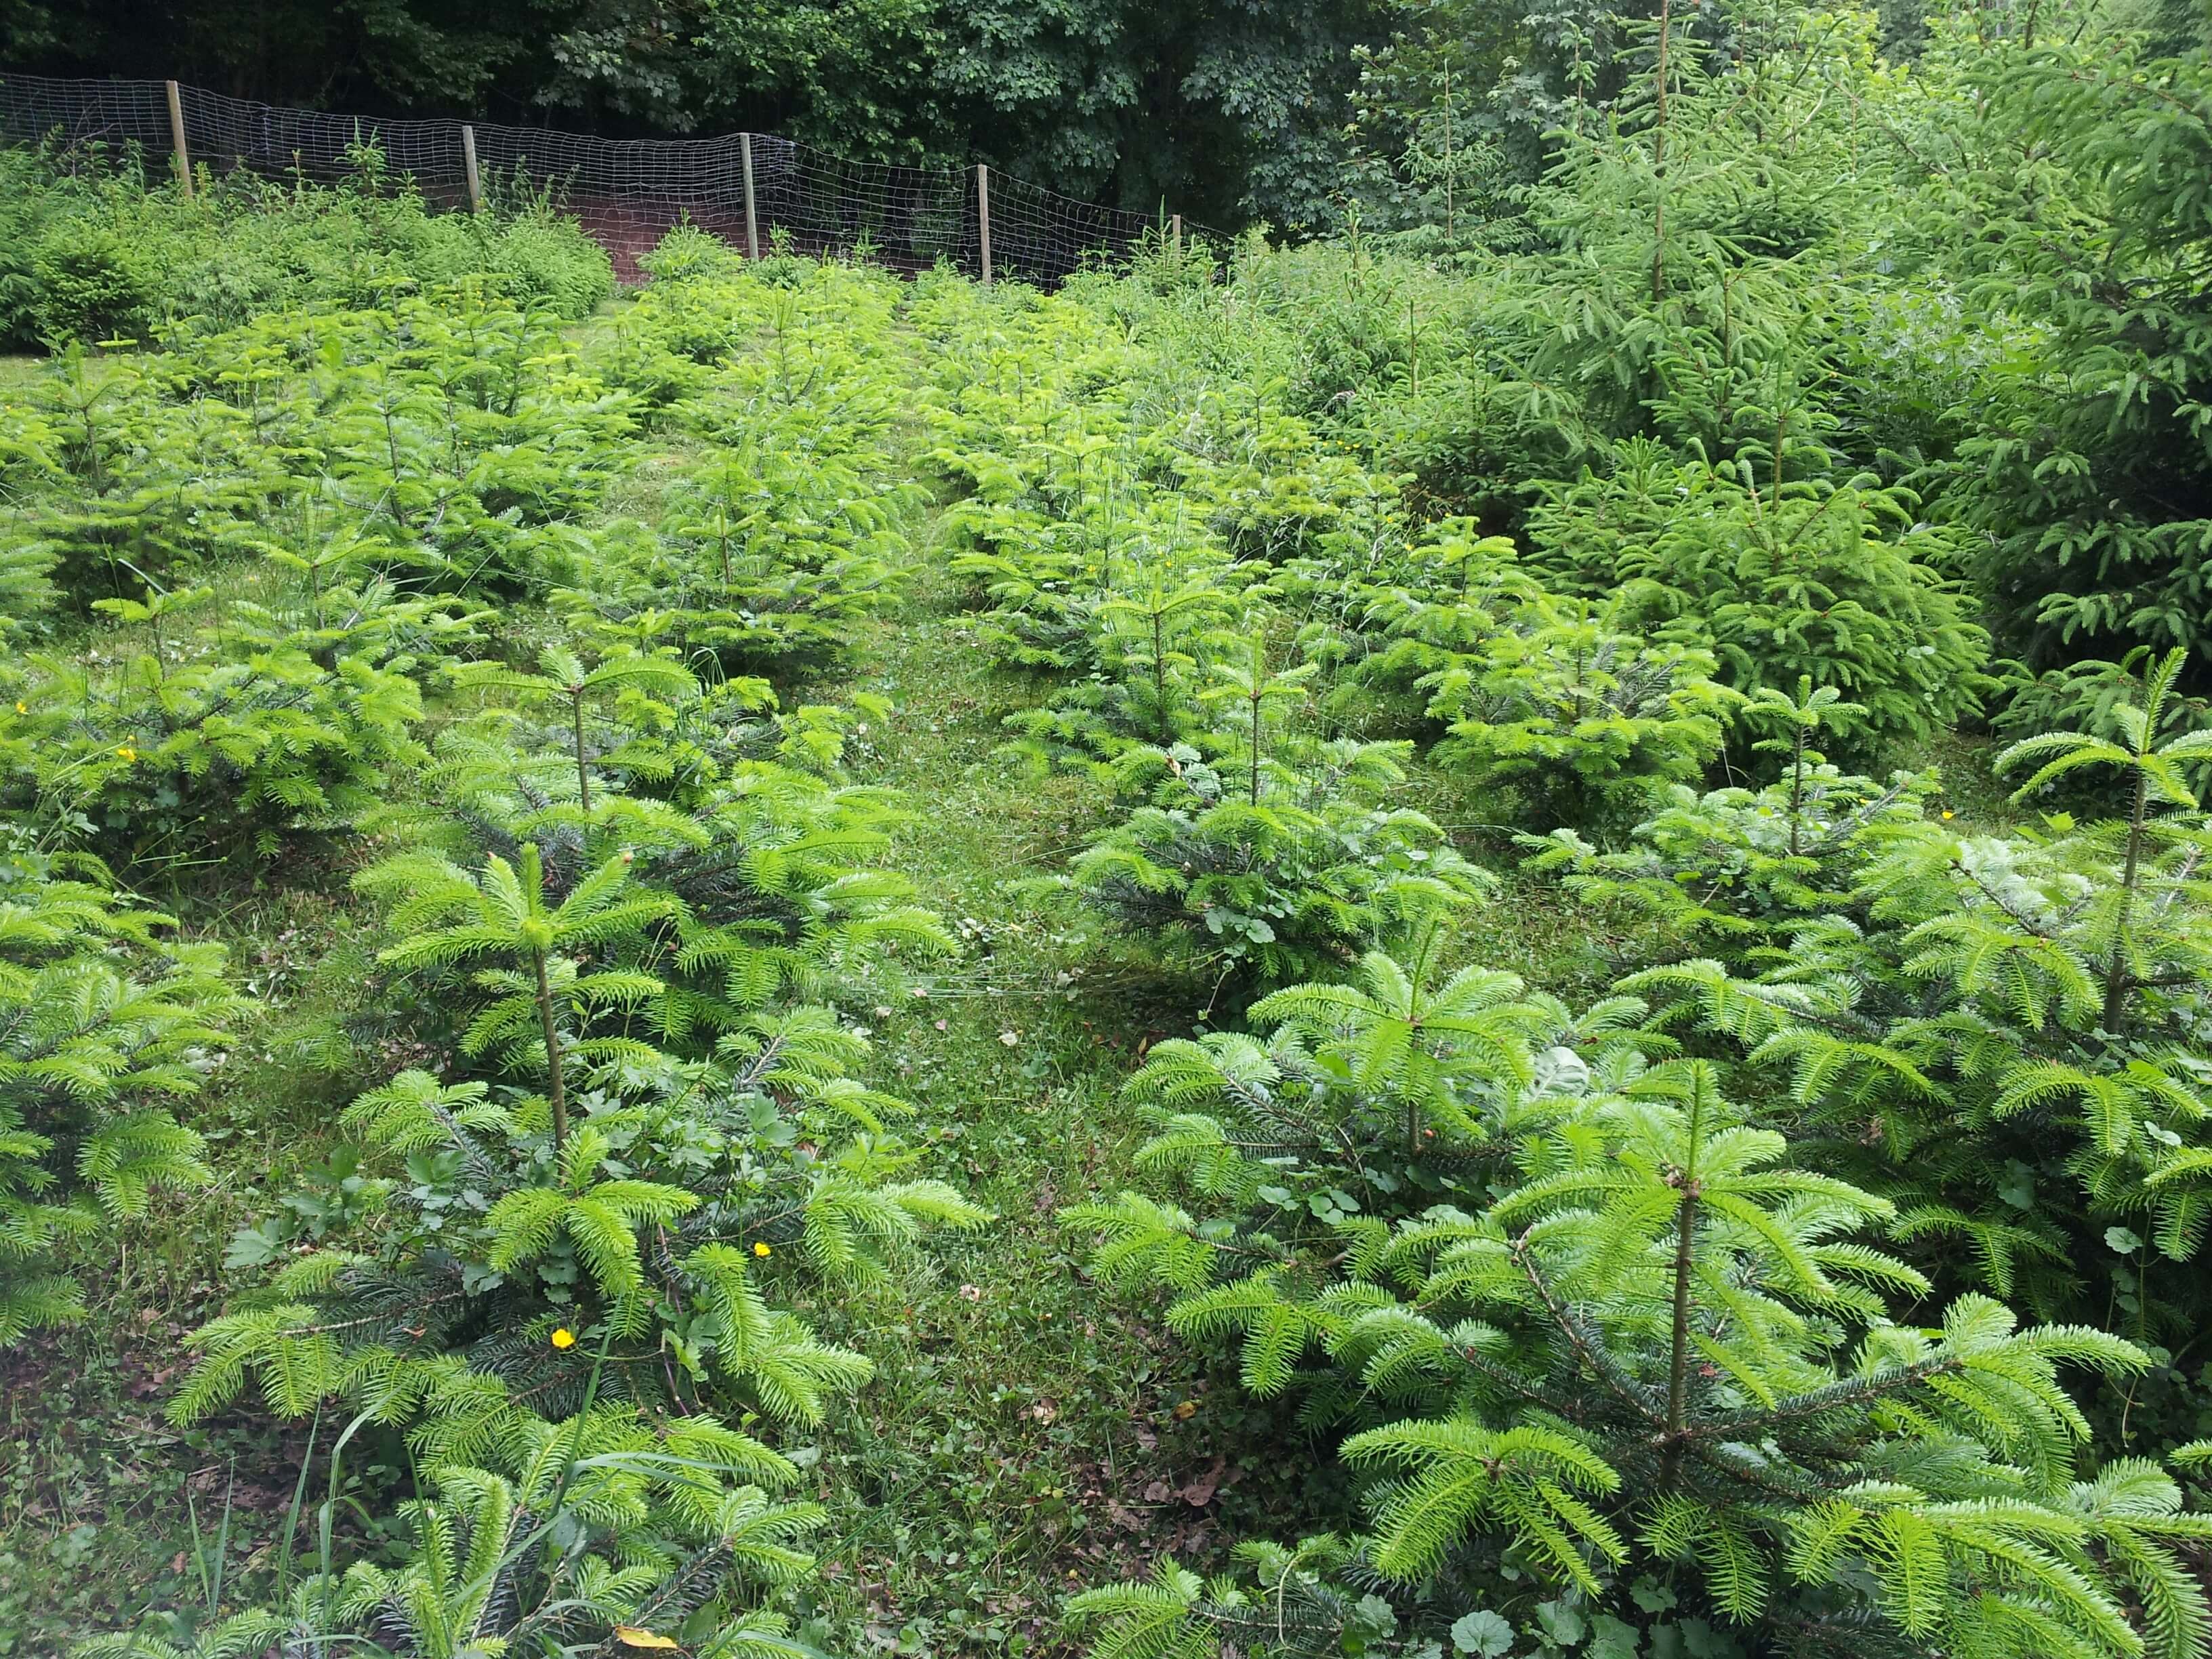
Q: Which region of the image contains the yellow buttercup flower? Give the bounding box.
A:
[12,702,24,714]
[550,1326,577,1350]
[1941,809,1955,820]
[116,745,137,761]
[752,1240,772,1258]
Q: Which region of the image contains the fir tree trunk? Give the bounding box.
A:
[572,691,592,813]
[1651,0,1673,304]
[535,947,569,1149]
[1250,687,1263,806]
[383,398,410,530]
[1662,1080,1706,1487]
[1772,399,1788,508]
[1788,724,1806,859]
[1154,611,1170,745]
[2103,763,2150,1033]
[1660,1181,1698,1488]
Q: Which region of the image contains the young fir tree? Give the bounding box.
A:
[1069,945,2212,1656]
[0,836,239,1346]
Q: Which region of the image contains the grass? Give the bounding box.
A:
[0,865,390,1652]
[787,542,1318,1655]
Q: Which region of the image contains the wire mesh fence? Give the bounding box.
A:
[0,72,1217,285]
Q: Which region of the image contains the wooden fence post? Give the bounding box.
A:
[461,124,482,213]
[977,163,993,287]
[1171,213,1183,262]
[165,81,192,198]
[741,133,760,259]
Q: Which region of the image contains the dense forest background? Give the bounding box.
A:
[0,0,1397,230]
[24,0,2188,231]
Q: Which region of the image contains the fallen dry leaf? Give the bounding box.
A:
[1181,1455,1227,1508]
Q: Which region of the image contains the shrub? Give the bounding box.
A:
[182,838,987,1432]
[1528,444,1994,758]
[86,1404,834,1656]
[1069,739,1491,990]
[1067,951,2205,1657]
[1938,41,2212,684]
[1427,598,1735,831]
[29,220,158,344]
[0,831,239,1347]
[0,144,611,350]
[1533,657,2212,1351]
[0,630,426,864]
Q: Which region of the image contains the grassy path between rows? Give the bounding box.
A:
[787,447,1306,1655]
